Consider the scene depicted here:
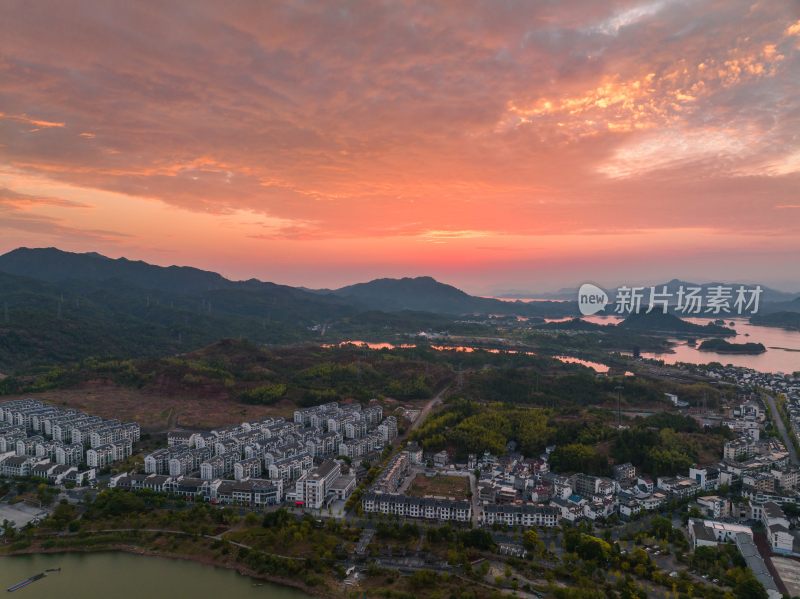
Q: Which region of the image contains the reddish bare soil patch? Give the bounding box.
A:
[406,473,470,500]
[1,384,293,431]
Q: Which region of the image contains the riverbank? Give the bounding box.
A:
[2,540,330,598]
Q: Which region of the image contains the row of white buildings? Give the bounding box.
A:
[361,450,473,522]
[0,399,140,474]
[112,456,356,509]
[138,402,398,509]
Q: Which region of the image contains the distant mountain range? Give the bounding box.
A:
[0,247,572,372]
[522,279,798,304]
[328,276,576,317]
[0,247,796,373]
[750,311,800,331]
[617,312,736,337]
[541,312,736,337]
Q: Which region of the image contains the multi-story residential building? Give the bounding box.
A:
[200,454,237,480]
[689,466,721,491]
[34,439,58,460]
[724,437,757,461]
[0,455,41,477]
[372,453,409,493]
[656,476,701,499]
[87,444,116,469]
[294,460,341,509]
[362,493,471,522]
[88,423,140,449]
[406,442,423,465]
[267,452,312,482]
[233,457,263,481]
[145,448,171,474]
[481,504,560,527]
[771,468,799,491]
[167,431,193,448]
[612,462,637,482]
[377,416,398,442]
[344,420,368,440]
[87,440,132,469]
[696,495,730,519]
[688,519,753,548]
[1,401,138,478]
[743,472,775,494]
[55,442,84,466]
[15,435,41,456]
[303,431,340,458]
[0,429,27,453]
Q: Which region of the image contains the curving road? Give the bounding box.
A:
[764,394,799,466]
[407,383,451,434]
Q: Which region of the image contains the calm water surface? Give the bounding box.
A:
[327,316,800,374]
[549,315,800,373]
[637,317,800,373]
[0,553,311,599]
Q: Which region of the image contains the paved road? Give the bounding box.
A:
[408,383,450,434]
[764,393,799,465]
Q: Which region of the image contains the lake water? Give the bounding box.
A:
[327,315,800,374]
[0,553,311,598]
[635,318,800,374]
[543,314,800,373]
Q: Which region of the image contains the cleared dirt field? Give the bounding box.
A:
[771,556,800,597]
[0,383,295,431]
[406,473,470,500]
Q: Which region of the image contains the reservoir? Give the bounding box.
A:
[638,318,800,374]
[327,316,800,374]
[0,553,312,598]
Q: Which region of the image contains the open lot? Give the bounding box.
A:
[405,473,470,500]
[1,385,293,431]
[0,502,49,530]
[771,556,800,597]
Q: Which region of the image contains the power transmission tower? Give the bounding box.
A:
[615,385,624,428]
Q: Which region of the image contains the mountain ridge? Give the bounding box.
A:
[0,247,576,318]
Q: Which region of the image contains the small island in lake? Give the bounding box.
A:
[750,310,800,331]
[619,312,736,337]
[698,338,767,354]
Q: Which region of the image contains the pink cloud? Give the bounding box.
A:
[0,0,797,287]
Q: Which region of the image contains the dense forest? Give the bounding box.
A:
[412,400,732,476]
[0,340,456,406]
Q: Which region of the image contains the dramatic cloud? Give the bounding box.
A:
[0,0,798,290]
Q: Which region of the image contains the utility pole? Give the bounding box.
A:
[615,385,624,429]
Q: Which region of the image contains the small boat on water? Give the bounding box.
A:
[7,568,60,592]
[7,573,45,593]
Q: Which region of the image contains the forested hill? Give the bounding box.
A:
[330,276,573,317]
[0,247,572,373]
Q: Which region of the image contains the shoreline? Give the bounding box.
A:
[1,545,333,599]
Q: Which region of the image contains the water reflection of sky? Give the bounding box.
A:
[326,315,800,374]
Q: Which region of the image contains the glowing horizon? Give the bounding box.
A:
[1,2,799,294]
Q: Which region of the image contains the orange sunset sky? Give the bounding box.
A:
[1,1,799,294]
